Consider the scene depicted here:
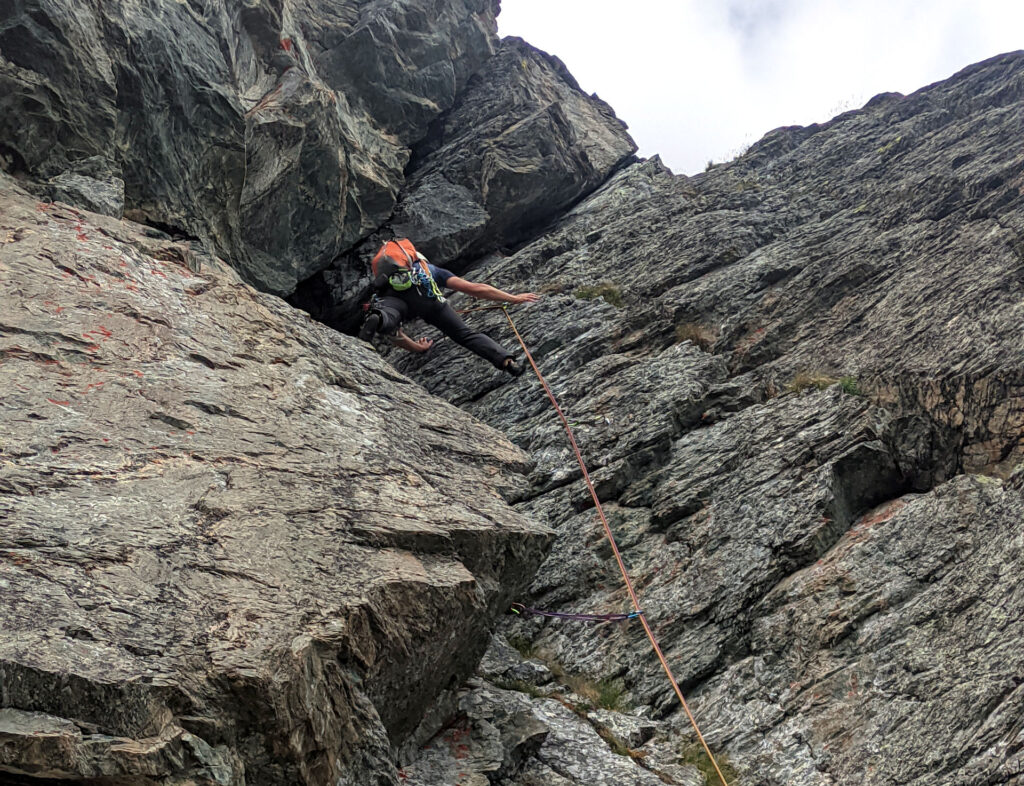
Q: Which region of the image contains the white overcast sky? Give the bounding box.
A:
[497,0,1024,175]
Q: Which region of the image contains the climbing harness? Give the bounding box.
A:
[496,303,733,786]
[510,602,644,623]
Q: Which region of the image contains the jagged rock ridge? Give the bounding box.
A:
[390,51,1024,785]
[288,35,637,333]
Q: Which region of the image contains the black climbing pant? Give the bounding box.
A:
[369,292,514,369]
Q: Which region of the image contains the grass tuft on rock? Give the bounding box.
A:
[787,372,862,396]
[595,725,632,757]
[787,371,839,393]
[679,743,740,786]
[838,375,862,396]
[675,322,716,351]
[575,282,624,308]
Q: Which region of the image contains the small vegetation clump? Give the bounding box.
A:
[505,634,540,660]
[838,376,862,396]
[786,372,863,396]
[542,656,629,712]
[594,725,632,757]
[877,135,903,156]
[564,674,627,711]
[675,322,716,351]
[574,282,624,308]
[679,743,741,786]
[787,371,839,393]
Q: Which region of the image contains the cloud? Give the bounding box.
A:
[497,0,1024,174]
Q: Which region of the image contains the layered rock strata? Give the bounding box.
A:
[392,51,1024,784]
[0,175,550,785]
[0,0,499,294]
[288,37,637,332]
[390,36,637,266]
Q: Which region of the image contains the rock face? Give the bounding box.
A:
[389,51,1024,784]
[5,0,1024,781]
[0,175,550,785]
[0,0,499,294]
[288,37,637,332]
[390,37,637,267]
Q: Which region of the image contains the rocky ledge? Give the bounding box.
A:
[0,175,550,786]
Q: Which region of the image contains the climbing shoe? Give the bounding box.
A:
[504,358,526,377]
[358,312,381,344]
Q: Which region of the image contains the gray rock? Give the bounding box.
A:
[402,682,665,786]
[0,707,239,785]
[289,37,637,330]
[45,172,125,218]
[0,0,499,294]
[392,51,1024,785]
[478,634,554,686]
[391,37,638,267]
[588,709,659,749]
[0,174,550,785]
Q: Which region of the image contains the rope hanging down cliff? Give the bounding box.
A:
[496,304,733,786]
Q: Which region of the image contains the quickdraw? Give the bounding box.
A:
[410,266,446,302]
[510,602,644,623]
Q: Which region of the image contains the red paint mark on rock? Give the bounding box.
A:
[150,269,167,278]
[856,499,908,529]
[280,37,293,51]
[46,398,70,406]
[85,344,101,352]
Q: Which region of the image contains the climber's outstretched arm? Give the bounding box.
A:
[446,276,539,304]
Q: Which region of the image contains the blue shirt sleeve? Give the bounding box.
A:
[428,263,455,289]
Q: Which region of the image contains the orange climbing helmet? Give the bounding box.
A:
[371,238,430,278]
[370,238,446,300]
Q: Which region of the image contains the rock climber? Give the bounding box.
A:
[358,238,539,376]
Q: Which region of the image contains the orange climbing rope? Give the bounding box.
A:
[498,305,731,786]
